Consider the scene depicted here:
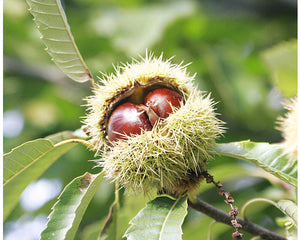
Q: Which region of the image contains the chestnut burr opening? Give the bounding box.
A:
[107,87,183,142]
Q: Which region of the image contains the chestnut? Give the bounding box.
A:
[144,88,183,119]
[107,102,152,142]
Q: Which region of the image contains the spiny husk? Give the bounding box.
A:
[102,90,224,195]
[84,53,194,153]
[84,54,224,195]
[276,97,298,163]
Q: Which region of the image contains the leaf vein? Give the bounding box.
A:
[30,10,61,16]
[48,49,77,55]
[159,198,180,240]
[43,38,72,42]
[54,58,80,63]
[31,0,56,6]
[4,142,54,186]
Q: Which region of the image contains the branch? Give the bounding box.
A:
[188,197,287,240]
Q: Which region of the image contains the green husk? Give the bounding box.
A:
[84,54,224,195]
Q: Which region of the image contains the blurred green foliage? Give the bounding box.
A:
[4,0,296,239]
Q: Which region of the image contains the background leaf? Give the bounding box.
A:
[125,195,188,240]
[41,172,104,240]
[26,0,92,83]
[277,200,297,225]
[215,141,297,187]
[3,136,78,220]
[261,39,297,98]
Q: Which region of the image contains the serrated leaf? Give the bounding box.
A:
[3,135,78,220]
[124,196,188,240]
[277,200,297,225]
[261,39,297,98]
[41,172,104,240]
[215,141,297,187]
[26,0,92,83]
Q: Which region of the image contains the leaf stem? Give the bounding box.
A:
[207,220,216,240]
[54,138,94,151]
[114,181,120,240]
[241,198,278,219]
[188,197,287,240]
[90,77,97,89]
[159,197,181,240]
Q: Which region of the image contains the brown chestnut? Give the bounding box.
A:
[107,102,152,142]
[144,88,183,119]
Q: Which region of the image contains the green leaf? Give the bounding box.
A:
[215,141,297,187]
[41,172,104,240]
[276,201,297,240]
[99,184,120,240]
[124,195,188,240]
[261,39,297,98]
[26,0,92,83]
[277,200,297,225]
[3,136,77,220]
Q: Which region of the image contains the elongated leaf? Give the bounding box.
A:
[3,136,77,220]
[277,200,297,225]
[26,0,92,83]
[124,196,188,240]
[215,141,297,187]
[41,172,104,240]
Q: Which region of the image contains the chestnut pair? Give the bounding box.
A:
[107,88,183,141]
